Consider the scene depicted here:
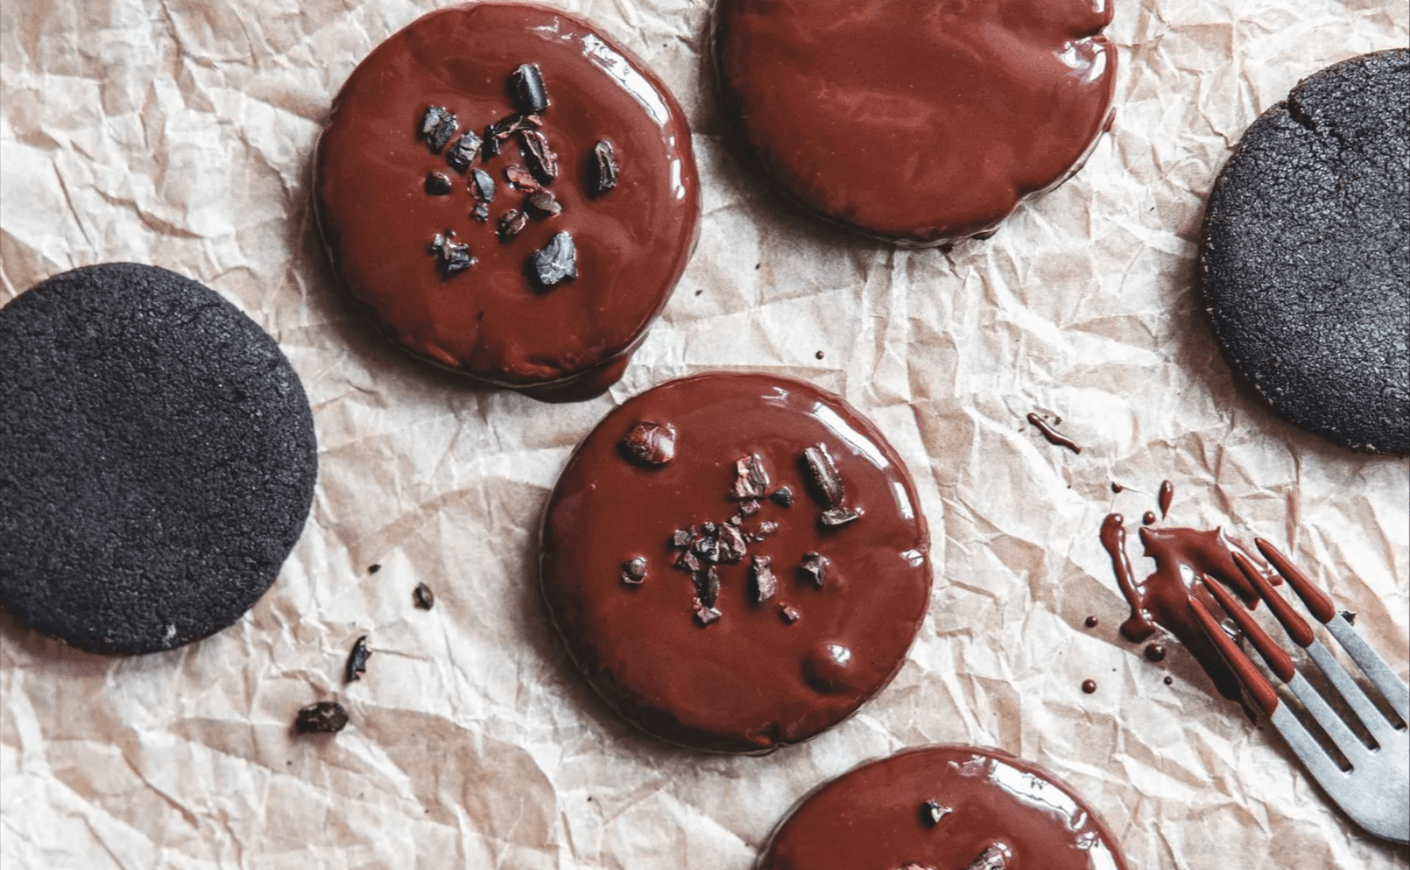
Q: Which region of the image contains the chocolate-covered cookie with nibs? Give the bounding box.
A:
[314,2,699,401]
[540,373,932,752]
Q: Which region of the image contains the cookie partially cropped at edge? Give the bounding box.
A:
[1200,49,1409,455]
[759,745,1128,870]
[0,264,318,654]
[314,3,700,402]
[714,0,1117,245]
[539,373,932,753]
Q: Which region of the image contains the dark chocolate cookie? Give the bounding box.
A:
[760,745,1128,870]
[0,264,318,654]
[314,3,700,402]
[1200,49,1409,455]
[539,373,932,752]
[714,0,1117,245]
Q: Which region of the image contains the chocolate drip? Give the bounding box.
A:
[1158,480,1174,518]
[1026,412,1081,454]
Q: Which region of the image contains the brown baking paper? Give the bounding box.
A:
[1,0,1407,867]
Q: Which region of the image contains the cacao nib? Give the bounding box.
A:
[528,231,577,288]
[802,444,845,507]
[820,506,863,528]
[769,486,794,508]
[718,523,748,562]
[472,203,490,223]
[413,583,435,610]
[963,846,1008,870]
[345,635,372,682]
[425,171,453,195]
[798,552,827,588]
[674,549,701,574]
[621,421,676,466]
[695,566,720,608]
[692,522,746,564]
[750,555,777,604]
[509,63,550,114]
[519,129,559,184]
[730,454,770,500]
[497,208,528,243]
[420,106,457,153]
[481,124,503,159]
[470,168,496,204]
[446,130,483,171]
[591,139,618,196]
[670,528,693,549]
[505,165,541,192]
[779,604,801,624]
[525,190,562,219]
[920,799,951,827]
[294,700,349,735]
[693,603,722,627]
[753,521,780,541]
[622,556,648,586]
[428,230,476,277]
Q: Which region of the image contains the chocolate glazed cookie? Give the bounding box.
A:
[540,373,932,752]
[1200,49,1409,455]
[714,0,1117,245]
[315,3,700,402]
[760,746,1128,870]
[0,264,317,655]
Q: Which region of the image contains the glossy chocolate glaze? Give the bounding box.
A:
[540,373,931,752]
[760,745,1128,870]
[315,3,699,400]
[715,0,1117,245]
[1027,412,1082,454]
[1099,512,1276,702]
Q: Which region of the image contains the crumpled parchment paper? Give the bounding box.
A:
[1,1,1407,868]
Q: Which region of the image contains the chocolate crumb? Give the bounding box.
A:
[346,635,372,683]
[798,552,827,588]
[428,230,476,276]
[420,106,457,152]
[525,190,562,218]
[294,700,349,735]
[425,171,453,195]
[509,63,550,114]
[528,231,577,288]
[497,208,528,242]
[730,454,770,500]
[779,604,800,624]
[802,444,845,507]
[919,799,951,828]
[621,421,676,466]
[591,140,618,196]
[519,129,559,184]
[446,130,482,171]
[622,556,648,586]
[820,506,863,528]
[413,583,435,610]
[750,555,778,604]
[1081,679,1097,694]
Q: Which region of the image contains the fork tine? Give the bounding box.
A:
[1257,539,1410,723]
[1231,551,1315,648]
[1323,615,1409,723]
[1305,641,1400,746]
[1188,596,1278,719]
[1200,574,1373,762]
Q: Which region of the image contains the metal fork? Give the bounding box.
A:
[1187,539,1409,843]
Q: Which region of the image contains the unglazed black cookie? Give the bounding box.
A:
[0,264,318,654]
[760,745,1128,870]
[539,373,932,752]
[1200,49,1409,455]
